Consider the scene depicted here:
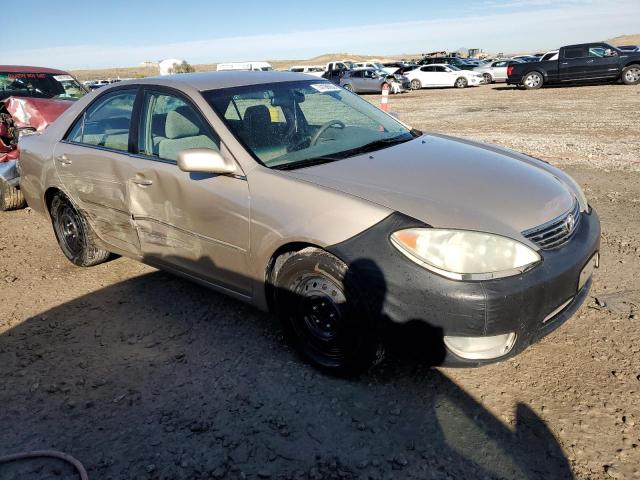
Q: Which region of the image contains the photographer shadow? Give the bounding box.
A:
[0,254,573,479]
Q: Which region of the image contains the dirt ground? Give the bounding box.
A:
[1,83,639,480]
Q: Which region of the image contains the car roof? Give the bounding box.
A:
[114,71,318,92]
[0,65,70,74]
[562,42,613,49]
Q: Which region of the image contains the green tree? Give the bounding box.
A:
[169,61,195,75]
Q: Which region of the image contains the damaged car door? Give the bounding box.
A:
[54,87,141,255]
[128,88,251,296]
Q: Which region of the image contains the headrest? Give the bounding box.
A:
[244,105,271,126]
[165,107,201,139]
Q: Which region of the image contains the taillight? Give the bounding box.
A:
[507,65,514,76]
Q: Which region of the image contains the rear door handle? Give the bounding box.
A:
[56,154,72,165]
[131,177,153,186]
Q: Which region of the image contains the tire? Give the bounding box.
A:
[523,71,544,90]
[622,64,640,85]
[49,191,111,267]
[455,77,468,88]
[482,73,493,84]
[343,84,353,92]
[0,178,26,211]
[272,248,383,375]
[410,79,421,90]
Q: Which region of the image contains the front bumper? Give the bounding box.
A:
[328,209,601,367]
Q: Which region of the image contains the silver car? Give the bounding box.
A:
[18,72,600,374]
[339,68,410,93]
[474,59,521,83]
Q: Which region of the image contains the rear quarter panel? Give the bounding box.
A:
[17,133,60,216]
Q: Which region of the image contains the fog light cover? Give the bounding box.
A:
[444,332,517,360]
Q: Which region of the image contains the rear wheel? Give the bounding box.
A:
[49,191,111,267]
[455,77,468,88]
[0,178,26,211]
[272,248,383,375]
[482,73,493,84]
[523,72,544,89]
[622,64,640,85]
[410,79,422,90]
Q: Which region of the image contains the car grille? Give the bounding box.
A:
[522,200,581,250]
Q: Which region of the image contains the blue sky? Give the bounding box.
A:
[5,0,639,69]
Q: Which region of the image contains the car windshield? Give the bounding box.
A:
[0,72,87,101]
[204,80,417,170]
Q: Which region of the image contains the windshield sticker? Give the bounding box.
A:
[310,83,342,93]
[53,75,74,81]
[5,73,47,79]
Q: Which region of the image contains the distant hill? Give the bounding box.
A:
[608,34,640,46]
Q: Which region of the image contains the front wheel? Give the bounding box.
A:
[272,248,383,375]
[482,73,493,84]
[410,79,422,90]
[49,192,111,267]
[622,64,640,85]
[0,178,26,211]
[523,72,544,89]
[455,77,468,88]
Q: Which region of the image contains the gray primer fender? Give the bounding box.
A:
[0,160,19,187]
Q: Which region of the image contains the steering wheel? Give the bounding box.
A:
[310,120,345,146]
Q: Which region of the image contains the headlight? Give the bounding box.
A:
[390,229,541,280]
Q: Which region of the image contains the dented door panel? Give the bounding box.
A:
[53,142,141,255]
[128,157,251,296]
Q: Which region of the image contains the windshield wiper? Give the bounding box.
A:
[272,155,343,170]
[273,134,417,171]
[341,134,413,157]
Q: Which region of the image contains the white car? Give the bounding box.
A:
[406,64,484,89]
[539,50,559,62]
[353,61,398,75]
[288,65,325,77]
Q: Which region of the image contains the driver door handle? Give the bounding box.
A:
[56,154,72,166]
[131,177,153,186]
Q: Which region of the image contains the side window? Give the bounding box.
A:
[435,66,446,72]
[420,66,430,72]
[588,47,605,58]
[138,91,219,162]
[564,47,587,59]
[352,71,364,78]
[494,61,507,67]
[65,90,136,152]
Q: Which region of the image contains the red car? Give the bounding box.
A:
[0,66,87,210]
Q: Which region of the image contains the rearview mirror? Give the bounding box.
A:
[177,148,236,175]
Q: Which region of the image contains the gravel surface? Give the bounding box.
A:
[0,83,639,480]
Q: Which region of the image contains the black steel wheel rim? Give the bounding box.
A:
[56,204,84,256]
[292,274,350,362]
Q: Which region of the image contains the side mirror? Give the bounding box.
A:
[177,148,236,175]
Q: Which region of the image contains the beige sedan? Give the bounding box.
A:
[18,72,600,374]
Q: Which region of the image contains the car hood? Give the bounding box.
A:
[284,134,575,243]
[3,96,74,130]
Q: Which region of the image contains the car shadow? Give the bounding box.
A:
[0,256,573,479]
